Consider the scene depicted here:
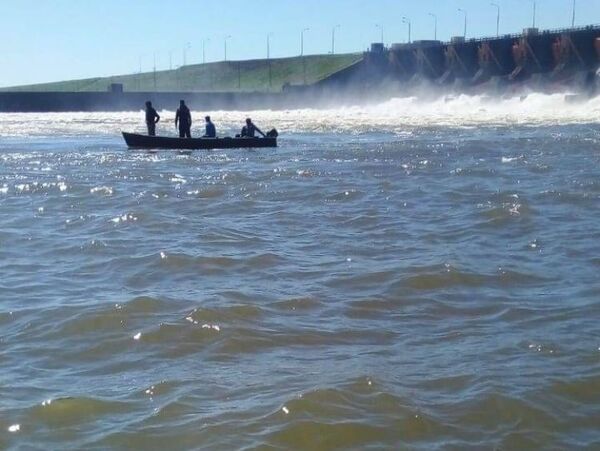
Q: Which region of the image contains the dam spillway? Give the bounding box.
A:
[314,25,600,95]
[0,25,599,112]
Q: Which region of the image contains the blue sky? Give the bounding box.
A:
[0,0,598,87]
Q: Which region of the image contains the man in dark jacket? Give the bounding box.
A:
[175,100,192,138]
[241,117,265,138]
[145,101,160,136]
[203,116,216,138]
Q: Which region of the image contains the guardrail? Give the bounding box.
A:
[380,24,600,51]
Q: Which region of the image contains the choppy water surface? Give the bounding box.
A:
[2,95,600,450]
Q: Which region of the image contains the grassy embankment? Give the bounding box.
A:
[2,54,362,93]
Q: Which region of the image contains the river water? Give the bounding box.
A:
[1,94,600,450]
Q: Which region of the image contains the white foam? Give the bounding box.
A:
[90,186,114,195]
[111,213,138,224]
[170,175,187,184]
[201,324,221,332]
[0,93,598,138]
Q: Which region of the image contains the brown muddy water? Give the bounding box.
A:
[1,98,600,449]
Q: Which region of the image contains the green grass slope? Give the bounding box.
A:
[2,53,362,93]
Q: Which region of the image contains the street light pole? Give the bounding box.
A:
[138,54,144,91]
[571,0,576,27]
[491,3,500,37]
[428,13,437,41]
[224,35,231,61]
[301,28,309,84]
[183,42,191,66]
[375,24,383,44]
[267,32,274,88]
[331,25,340,54]
[301,28,309,56]
[532,0,537,28]
[402,17,411,44]
[153,52,157,92]
[458,8,467,38]
[203,38,210,64]
[267,32,274,59]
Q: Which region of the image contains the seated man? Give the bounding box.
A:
[240,118,265,138]
[203,116,216,138]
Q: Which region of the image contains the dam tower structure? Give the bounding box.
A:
[439,36,481,86]
[389,41,445,83]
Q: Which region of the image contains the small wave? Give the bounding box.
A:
[185,304,264,323]
[185,186,226,198]
[502,155,523,163]
[454,392,560,447]
[28,396,130,427]
[400,264,549,291]
[263,383,438,449]
[477,193,534,225]
[90,185,114,195]
[325,270,398,291]
[344,298,404,319]
[122,295,175,314]
[326,189,364,202]
[137,322,221,349]
[110,213,139,224]
[550,375,600,404]
[157,251,284,273]
[217,326,395,356]
[270,297,323,312]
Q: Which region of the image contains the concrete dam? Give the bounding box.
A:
[0,25,599,112]
[310,25,600,97]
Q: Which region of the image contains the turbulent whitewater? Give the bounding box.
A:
[1,94,600,449]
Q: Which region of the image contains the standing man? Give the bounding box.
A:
[145,101,160,136]
[203,116,216,138]
[175,100,192,138]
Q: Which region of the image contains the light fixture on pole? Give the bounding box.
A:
[458,8,467,38]
[402,17,411,44]
[428,13,437,41]
[491,3,500,37]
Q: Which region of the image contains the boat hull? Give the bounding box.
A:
[122,132,277,150]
